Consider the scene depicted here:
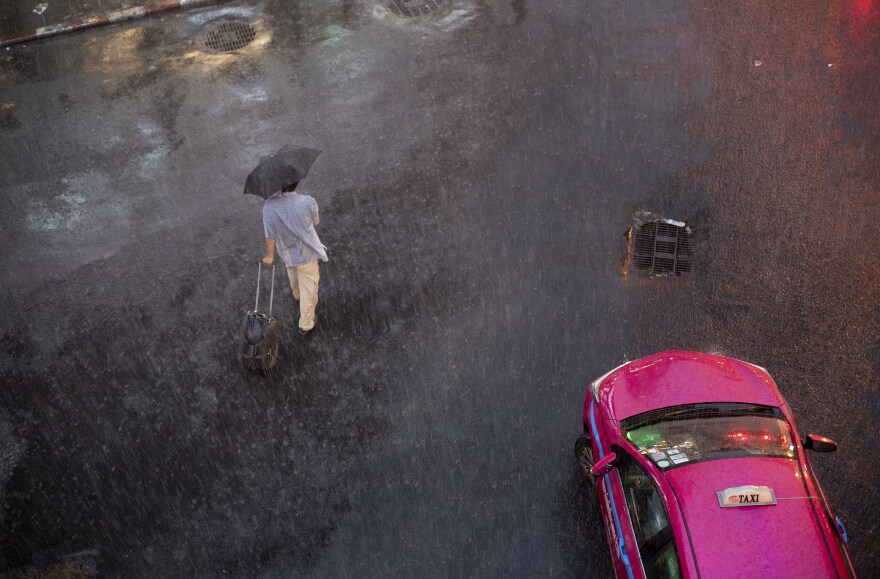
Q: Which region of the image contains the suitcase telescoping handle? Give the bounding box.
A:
[254,262,276,316]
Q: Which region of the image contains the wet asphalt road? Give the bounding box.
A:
[1,0,878,576]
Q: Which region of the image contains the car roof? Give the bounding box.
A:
[661,456,839,577]
[598,351,786,421]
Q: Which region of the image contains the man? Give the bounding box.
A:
[261,182,328,335]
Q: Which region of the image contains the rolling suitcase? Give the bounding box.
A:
[241,263,281,372]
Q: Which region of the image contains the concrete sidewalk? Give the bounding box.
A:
[0,0,215,47]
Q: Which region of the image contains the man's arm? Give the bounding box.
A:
[263,238,275,266]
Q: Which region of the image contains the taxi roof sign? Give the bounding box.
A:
[717,485,777,508]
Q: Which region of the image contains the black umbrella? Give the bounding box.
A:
[243,145,322,199]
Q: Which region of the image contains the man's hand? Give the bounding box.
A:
[263,238,275,266]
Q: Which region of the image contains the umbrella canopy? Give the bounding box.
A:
[243,145,322,199]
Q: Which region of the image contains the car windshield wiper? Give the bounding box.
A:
[625,407,725,429]
[622,403,777,431]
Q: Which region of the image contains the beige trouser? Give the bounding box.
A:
[286,260,320,331]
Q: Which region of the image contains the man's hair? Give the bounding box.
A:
[282,181,299,193]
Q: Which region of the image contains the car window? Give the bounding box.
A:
[621,403,796,470]
[615,448,682,579]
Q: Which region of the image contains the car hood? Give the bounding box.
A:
[662,457,838,578]
[601,351,786,420]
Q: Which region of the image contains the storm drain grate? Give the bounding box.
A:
[388,0,444,17]
[632,218,693,276]
[204,21,257,53]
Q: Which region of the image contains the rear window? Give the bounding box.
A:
[621,403,796,470]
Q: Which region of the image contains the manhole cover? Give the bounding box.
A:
[629,216,693,276]
[388,0,444,17]
[204,21,257,53]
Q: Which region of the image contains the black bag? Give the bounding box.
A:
[241,263,281,372]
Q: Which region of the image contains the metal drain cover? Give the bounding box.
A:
[388,0,444,17]
[204,21,257,53]
[630,215,693,276]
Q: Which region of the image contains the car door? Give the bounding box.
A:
[588,402,638,579]
[611,446,683,579]
[802,455,858,577]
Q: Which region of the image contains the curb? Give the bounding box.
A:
[0,0,216,48]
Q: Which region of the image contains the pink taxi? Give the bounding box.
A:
[575,351,857,579]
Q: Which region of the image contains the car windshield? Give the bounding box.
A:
[620,403,796,470]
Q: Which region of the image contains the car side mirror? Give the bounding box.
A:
[803,434,837,453]
[590,452,617,477]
